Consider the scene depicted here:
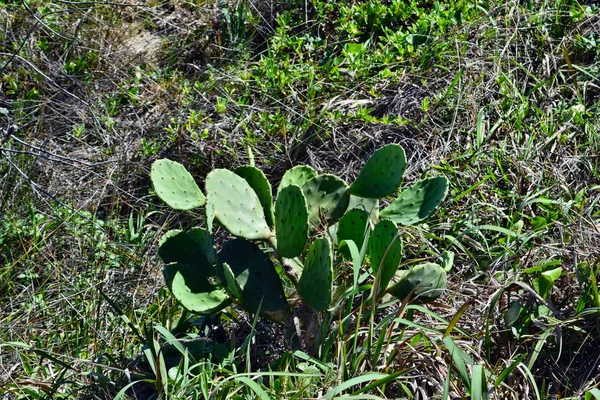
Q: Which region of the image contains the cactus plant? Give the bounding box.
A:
[387,263,447,304]
[368,219,402,291]
[205,169,271,240]
[151,159,205,210]
[350,144,407,199]
[380,176,449,225]
[275,184,309,258]
[150,143,450,354]
[302,174,350,226]
[297,236,333,311]
[235,166,275,227]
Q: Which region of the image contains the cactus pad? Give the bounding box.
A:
[350,144,407,199]
[368,219,402,290]
[337,209,369,258]
[217,239,289,321]
[205,169,271,240]
[150,159,206,210]
[298,236,333,311]
[387,263,447,304]
[302,174,350,226]
[163,262,230,314]
[235,166,275,227]
[275,185,309,258]
[277,165,317,194]
[348,195,379,217]
[380,176,448,225]
[158,228,218,267]
[205,196,215,234]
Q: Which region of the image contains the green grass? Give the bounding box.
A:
[2,0,600,398]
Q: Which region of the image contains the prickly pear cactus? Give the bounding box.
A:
[158,228,218,267]
[151,159,206,210]
[302,174,350,226]
[275,185,309,258]
[151,142,450,334]
[350,144,407,199]
[205,169,271,240]
[380,176,448,225]
[217,239,289,321]
[337,209,369,259]
[163,262,230,314]
[235,166,275,227]
[297,237,333,311]
[387,263,447,304]
[368,219,402,291]
[277,165,317,194]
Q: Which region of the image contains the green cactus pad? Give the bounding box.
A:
[368,219,402,290]
[205,196,215,234]
[151,159,206,210]
[158,228,218,267]
[380,176,448,225]
[163,262,230,314]
[298,236,333,311]
[235,166,275,227]
[302,174,350,226]
[387,263,447,304]
[337,209,369,258]
[217,239,289,321]
[277,165,317,194]
[221,262,242,300]
[275,185,309,258]
[205,169,271,240]
[348,195,379,217]
[350,144,407,199]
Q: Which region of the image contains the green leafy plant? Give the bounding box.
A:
[150,144,450,353]
[503,260,564,340]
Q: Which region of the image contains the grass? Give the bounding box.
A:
[1,0,600,398]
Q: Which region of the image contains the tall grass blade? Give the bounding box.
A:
[323,373,390,399]
[234,376,270,400]
[443,336,472,392]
